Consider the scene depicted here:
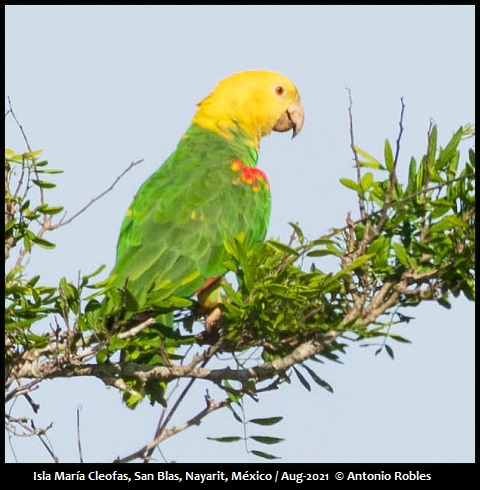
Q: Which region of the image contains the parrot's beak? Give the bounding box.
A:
[273,96,304,137]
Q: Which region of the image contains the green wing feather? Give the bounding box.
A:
[111,124,271,308]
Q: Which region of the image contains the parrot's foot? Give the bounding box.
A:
[205,306,221,332]
[195,307,222,346]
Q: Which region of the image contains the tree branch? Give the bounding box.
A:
[12,330,341,389]
[49,159,144,230]
[116,396,230,463]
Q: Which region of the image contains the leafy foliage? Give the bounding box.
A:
[217,125,475,359]
[208,394,285,460]
[5,113,475,462]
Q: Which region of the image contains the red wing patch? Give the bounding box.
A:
[230,159,270,192]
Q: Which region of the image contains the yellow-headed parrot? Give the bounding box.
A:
[109,70,304,405]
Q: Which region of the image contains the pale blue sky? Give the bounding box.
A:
[5,5,474,463]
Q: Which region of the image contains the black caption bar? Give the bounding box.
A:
[6,463,475,485]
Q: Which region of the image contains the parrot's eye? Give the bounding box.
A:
[274,85,287,98]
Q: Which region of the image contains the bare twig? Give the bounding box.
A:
[76,405,84,463]
[377,97,406,232]
[117,317,156,339]
[31,420,58,463]
[7,98,48,208]
[347,88,366,221]
[6,97,34,154]
[50,159,144,230]
[116,396,230,463]
[143,337,224,462]
[393,97,406,167]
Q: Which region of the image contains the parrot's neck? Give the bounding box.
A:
[192,106,263,152]
[182,124,259,167]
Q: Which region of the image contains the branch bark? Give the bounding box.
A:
[11,331,341,388]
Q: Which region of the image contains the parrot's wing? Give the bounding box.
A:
[112,127,271,303]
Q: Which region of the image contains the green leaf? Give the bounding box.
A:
[430,199,454,219]
[461,279,475,302]
[385,344,395,360]
[416,157,427,189]
[307,249,341,258]
[96,349,109,364]
[392,243,410,267]
[108,336,129,351]
[384,139,395,172]
[23,149,44,159]
[36,168,63,175]
[31,235,56,249]
[387,333,411,344]
[310,238,338,246]
[288,222,304,242]
[360,172,374,191]
[367,235,390,269]
[168,296,194,308]
[353,145,385,170]
[446,151,460,180]
[229,407,244,424]
[249,416,283,426]
[341,254,374,273]
[250,450,281,460]
[407,157,417,193]
[250,436,285,445]
[82,264,107,284]
[437,127,463,170]
[339,178,360,192]
[428,125,438,163]
[23,232,32,252]
[207,436,242,443]
[430,214,468,233]
[302,364,334,393]
[428,164,444,184]
[36,204,64,215]
[84,299,101,313]
[437,297,452,309]
[273,312,285,327]
[31,179,56,189]
[293,366,311,391]
[5,149,17,158]
[267,240,299,256]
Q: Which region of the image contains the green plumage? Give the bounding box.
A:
[111,124,271,307]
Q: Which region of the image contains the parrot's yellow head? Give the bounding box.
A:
[192,70,304,150]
